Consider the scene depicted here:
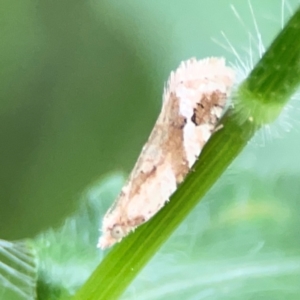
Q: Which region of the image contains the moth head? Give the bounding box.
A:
[110,224,127,240]
[98,224,127,249]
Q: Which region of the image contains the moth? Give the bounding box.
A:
[98,57,234,249]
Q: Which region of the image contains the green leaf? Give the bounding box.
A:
[35,174,125,300]
[0,240,37,300]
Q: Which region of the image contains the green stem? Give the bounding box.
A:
[236,6,300,125]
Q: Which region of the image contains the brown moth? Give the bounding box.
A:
[98,57,234,249]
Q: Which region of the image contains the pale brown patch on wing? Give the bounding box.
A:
[123,91,189,199]
[191,91,226,126]
[162,92,189,184]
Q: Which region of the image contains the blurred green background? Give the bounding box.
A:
[1,1,300,299]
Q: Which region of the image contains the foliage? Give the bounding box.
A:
[1,1,300,300]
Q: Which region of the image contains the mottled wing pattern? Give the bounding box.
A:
[99,57,234,248]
